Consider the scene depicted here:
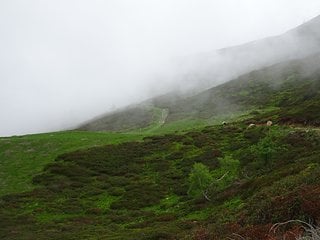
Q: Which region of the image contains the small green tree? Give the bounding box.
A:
[188,163,213,198]
[249,128,287,169]
[250,135,277,166]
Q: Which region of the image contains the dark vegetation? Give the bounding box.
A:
[2,122,320,239]
[0,131,144,196]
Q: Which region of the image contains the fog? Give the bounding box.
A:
[1,0,320,136]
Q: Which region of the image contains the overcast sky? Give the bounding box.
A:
[1,0,320,136]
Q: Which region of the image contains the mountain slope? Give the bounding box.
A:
[3,31,320,239]
[166,53,320,122]
[79,52,320,132]
[3,123,320,239]
[78,15,320,132]
[173,14,320,90]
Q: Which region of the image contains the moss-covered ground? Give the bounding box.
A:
[2,123,320,239]
[0,131,145,196]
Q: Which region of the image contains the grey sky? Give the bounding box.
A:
[1,0,320,136]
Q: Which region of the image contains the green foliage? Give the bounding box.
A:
[250,133,280,166]
[214,156,239,186]
[96,194,119,210]
[188,163,213,197]
[1,122,320,239]
[144,195,180,214]
[238,127,289,176]
[0,131,144,196]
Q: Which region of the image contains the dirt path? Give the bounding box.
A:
[158,109,169,126]
[292,126,320,132]
[282,124,320,134]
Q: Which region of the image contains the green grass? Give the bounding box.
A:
[1,113,237,198]
[127,109,257,136]
[0,110,247,198]
[96,194,119,210]
[0,130,144,196]
[144,194,180,214]
[2,123,320,239]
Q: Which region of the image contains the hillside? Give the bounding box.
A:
[2,64,320,238]
[3,14,320,240]
[171,14,320,90]
[78,15,320,133]
[0,131,146,197]
[2,123,320,239]
[78,52,320,132]
[2,56,320,240]
[167,53,320,123]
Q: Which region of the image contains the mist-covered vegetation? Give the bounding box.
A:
[2,16,320,239]
[78,53,320,133]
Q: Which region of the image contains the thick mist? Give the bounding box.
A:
[166,15,320,93]
[1,0,320,136]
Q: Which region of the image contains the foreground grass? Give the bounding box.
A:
[0,116,221,197]
[0,104,272,198]
[0,131,144,196]
[2,123,320,239]
[0,116,219,197]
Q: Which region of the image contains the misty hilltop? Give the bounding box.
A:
[4,4,320,240]
[177,14,320,89]
[78,15,320,132]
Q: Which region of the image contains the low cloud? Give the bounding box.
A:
[1,0,320,136]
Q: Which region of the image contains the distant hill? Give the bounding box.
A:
[78,15,320,132]
[78,53,320,131]
[173,14,320,90]
[166,53,320,124]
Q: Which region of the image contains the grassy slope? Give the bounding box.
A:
[0,131,145,196]
[0,113,238,198]
[1,54,320,239]
[78,105,155,132]
[165,54,320,122]
[2,124,320,239]
[77,54,320,132]
[0,107,259,198]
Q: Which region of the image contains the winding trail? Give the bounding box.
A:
[158,108,169,126]
[291,125,320,133]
